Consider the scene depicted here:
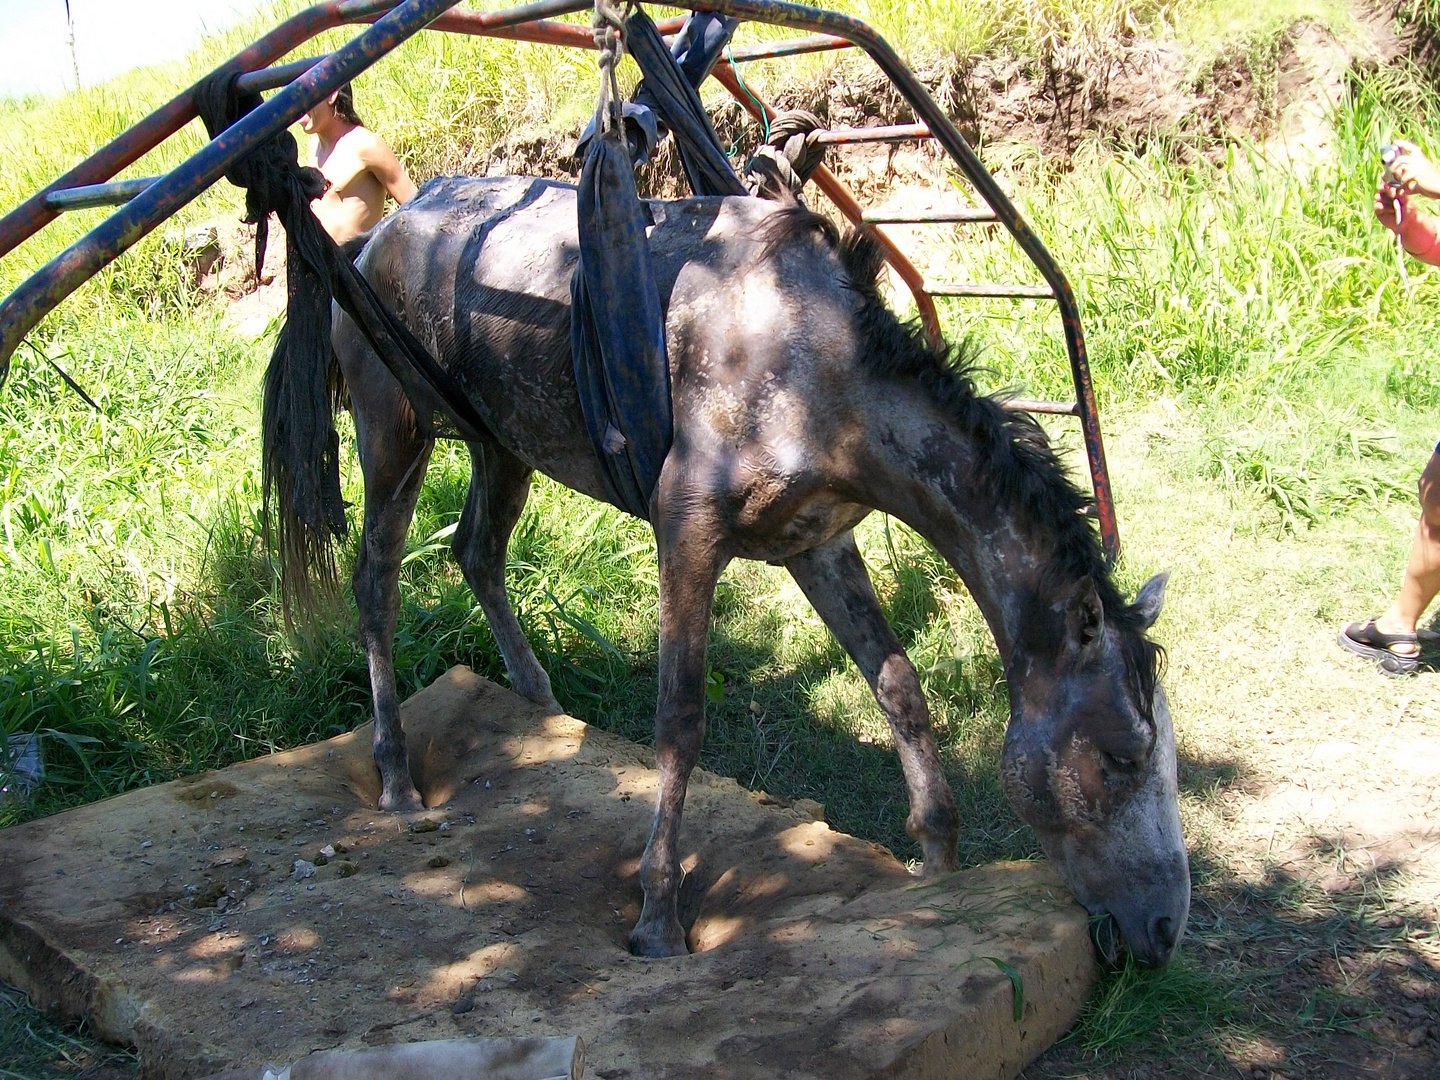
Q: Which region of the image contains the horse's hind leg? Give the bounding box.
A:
[352,404,433,812]
[452,439,559,712]
[786,530,960,874]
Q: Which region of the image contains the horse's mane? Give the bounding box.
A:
[765,208,1162,713]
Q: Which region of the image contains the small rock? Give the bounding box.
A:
[336,861,358,878]
[140,840,153,849]
[1377,913,1405,929]
[411,819,440,834]
[314,854,329,866]
[451,996,474,1015]
[749,700,762,714]
[215,895,230,912]
[333,842,348,854]
[319,844,336,860]
[292,859,317,882]
[238,998,255,1009]
[437,822,450,832]
[1321,875,1353,894]
[427,855,451,869]
[1405,1025,1429,1048]
[398,977,415,988]
[1404,1003,1431,1019]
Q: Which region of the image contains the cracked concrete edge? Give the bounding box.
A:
[881,918,1095,1080]
[0,913,225,1079]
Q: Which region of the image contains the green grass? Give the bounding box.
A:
[4,0,1440,1074]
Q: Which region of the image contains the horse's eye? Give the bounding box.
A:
[1100,751,1136,773]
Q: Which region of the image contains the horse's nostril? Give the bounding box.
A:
[1156,916,1174,947]
[1151,914,1178,953]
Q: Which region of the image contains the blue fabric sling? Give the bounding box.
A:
[570,9,743,519]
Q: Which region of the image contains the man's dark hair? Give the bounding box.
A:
[332,83,364,127]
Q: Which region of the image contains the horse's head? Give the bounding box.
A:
[1000,571,1188,968]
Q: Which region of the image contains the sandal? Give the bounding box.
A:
[1338,619,1420,676]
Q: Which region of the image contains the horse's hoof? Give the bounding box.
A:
[379,786,424,813]
[628,922,689,958]
[917,854,960,877]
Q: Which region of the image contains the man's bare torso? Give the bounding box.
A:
[312,126,390,243]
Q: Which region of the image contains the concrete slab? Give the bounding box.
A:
[0,666,1094,1079]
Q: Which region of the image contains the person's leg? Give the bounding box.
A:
[1374,449,1440,653]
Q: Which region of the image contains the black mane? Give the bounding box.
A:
[827,221,1163,712]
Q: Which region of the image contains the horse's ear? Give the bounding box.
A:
[1067,576,1105,654]
[1132,572,1169,631]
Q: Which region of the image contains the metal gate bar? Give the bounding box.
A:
[0,0,1118,561]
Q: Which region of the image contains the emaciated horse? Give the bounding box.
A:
[277,175,1188,966]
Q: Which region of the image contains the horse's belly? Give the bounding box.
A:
[727,493,870,563]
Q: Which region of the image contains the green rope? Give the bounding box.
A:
[726,43,769,145]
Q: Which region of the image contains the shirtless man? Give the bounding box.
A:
[299,83,417,243]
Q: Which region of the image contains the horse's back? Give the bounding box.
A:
[346,174,865,503]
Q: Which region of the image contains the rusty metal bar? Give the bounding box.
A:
[724,32,851,61]
[0,0,594,383]
[862,207,997,224]
[44,178,159,213]
[361,10,687,43]
[814,123,929,145]
[236,55,325,94]
[926,282,1055,299]
[710,60,943,348]
[0,0,1117,561]
[0,1,396,265]
[1003,398,1080,416]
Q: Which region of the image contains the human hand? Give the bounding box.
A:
[1385,140,1440,199]
[1375,179,1412,233]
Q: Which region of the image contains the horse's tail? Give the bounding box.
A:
[259,231,370,627]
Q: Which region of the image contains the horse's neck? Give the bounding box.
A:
[859,388,1054,662]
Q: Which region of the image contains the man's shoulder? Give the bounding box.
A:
[338,124,397,161]
[335,123,382,151]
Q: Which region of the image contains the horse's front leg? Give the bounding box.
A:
[631,517,728,957]
[786,530,960,874]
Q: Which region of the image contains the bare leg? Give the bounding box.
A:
[786,531,960,874]
[353,418,433,812]
[452,439,559,711]
[1375,451,1440,653]
[630,518,727,957]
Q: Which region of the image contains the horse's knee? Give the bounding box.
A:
[874,654,928,732]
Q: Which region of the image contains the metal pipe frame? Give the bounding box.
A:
[813,122,929,145]
[699,0,1118,562]
[926,282,1055,299]
[862,207,997,224]
[0,0,1117,560]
